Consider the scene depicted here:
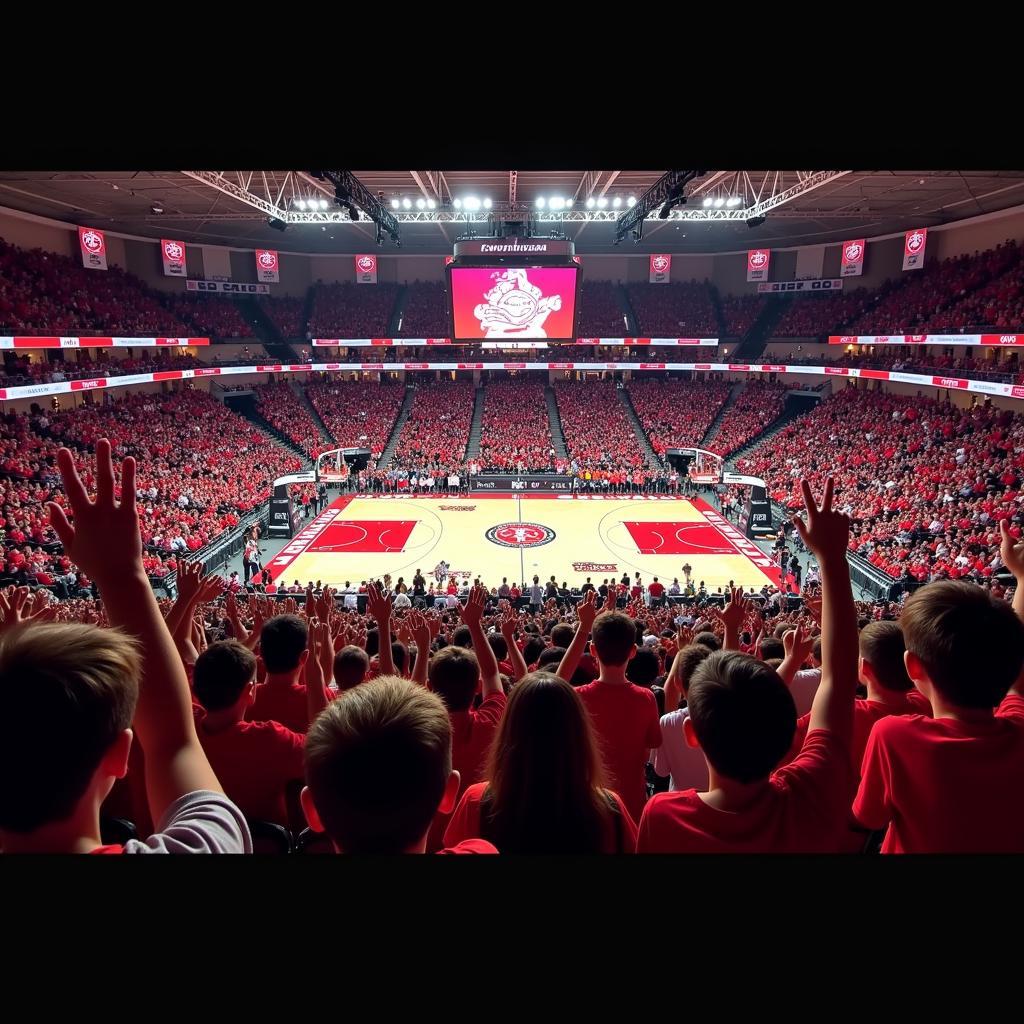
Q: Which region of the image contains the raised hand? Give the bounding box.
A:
[0,586,57,634]
[782,624,815,666]
[714,587,750,632]
[1000,519,1024,579]
[197,572,226,605]
[791,478,850,565]
[604,587,617,614]
[458,584,486,628]
[575,588,599,634]
[366,582,393,623]
[409,609,431,654]
[803,595,823,625]
[46,439,141,583]
[499,605,517,638]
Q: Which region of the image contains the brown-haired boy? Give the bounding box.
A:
[853,544,1024,852]
[301,675,495,854]
[637,478,859,853]
[0,440,250,853]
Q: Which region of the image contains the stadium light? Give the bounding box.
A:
[391,199,400,209]
[296,199,307,210]
[612,197,622,208]
[483,197,492,209]
[427,198,436,209]
[463,196,481,211]
[319,198,328,210]
[586,197,596,209]
[726,196,740,207]
[536,197,546,209]
[549,196,565,211]
[402,197,412,209]
[453,198,463,209]
[416,198,425,210]
[714,197,725,208]
[627,196,636,207]
[703,197,713,208]
[597,197,608,209]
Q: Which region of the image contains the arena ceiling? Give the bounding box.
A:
[1,170,1022,256]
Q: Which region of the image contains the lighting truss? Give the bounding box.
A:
[179,170,854,226]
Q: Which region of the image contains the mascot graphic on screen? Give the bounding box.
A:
[473,268,563,338]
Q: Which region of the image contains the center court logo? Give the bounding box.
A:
[486,522,555,548]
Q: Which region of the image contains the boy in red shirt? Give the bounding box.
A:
[785,620,931,775]
[566,592,662,822]
[425,586,507,847]
[853,537,1024,851]
[194,638,323,824]
[300,675,496,854]
[0,439,250,853]
[636,477,860,853]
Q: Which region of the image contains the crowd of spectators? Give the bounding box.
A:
[718,294,765,336]
[477,377,555,472]
[308,282,400,337]
[772,288,877,337]
[0,239,192,336]
[396,282,447,338]
[392,381,475,467]
[253,382,330,458]
[553,379,649,470]
[706,382,788,458]
[626,281,719,337]
[626,378,732,458]
[163,294,255,338]
[579,282,629,336]
[257,296,307,338]
[305,380,405,461]
[738,385,1024,583]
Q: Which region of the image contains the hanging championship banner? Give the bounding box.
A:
[903,228,927,271]
[746,248,771,282]
[161,239,187,278]
[355,254,378,284]
[840,238,865,278]
[255,249,280,283]
[649,254,671,284]
[78,227,108,271]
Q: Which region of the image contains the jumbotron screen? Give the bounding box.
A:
[449,265,580,341]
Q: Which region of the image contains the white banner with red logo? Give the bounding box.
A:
[255,249,280,283]
[840,239,865,277]
[902,228,927,271]
[355,254,378,284]
[78,227,108,271]
[161,239,187,278]
[746,249,771,282]
[649,254,671,284]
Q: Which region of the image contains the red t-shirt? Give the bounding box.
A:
[246,679,323,735]
[576,680,662,822]
[636,729,852,853]
[648,582,665,598]
[197,718,305,823]
[426,692,507,852]
[444,781,638,853]
[853,695,1024,853]
[784,690,932,775]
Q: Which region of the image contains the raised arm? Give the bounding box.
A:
[409,609,432,686]
[557,590,598,683]
[777,624,816,686]
[1000,519,1024,622]
[303,618,331,724]
[47,439,227,823]
[459,584,501,698]
[713,587,750,651]
[499,603,529,682]
[791,478,857,741]
[366,582,395,677]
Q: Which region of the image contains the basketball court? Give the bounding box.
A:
[265,494,780,592]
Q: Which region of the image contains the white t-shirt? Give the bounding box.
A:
[394,592,412,608]
[789,667,822,717]
[122,790,251,853]
[652,708,709,793]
